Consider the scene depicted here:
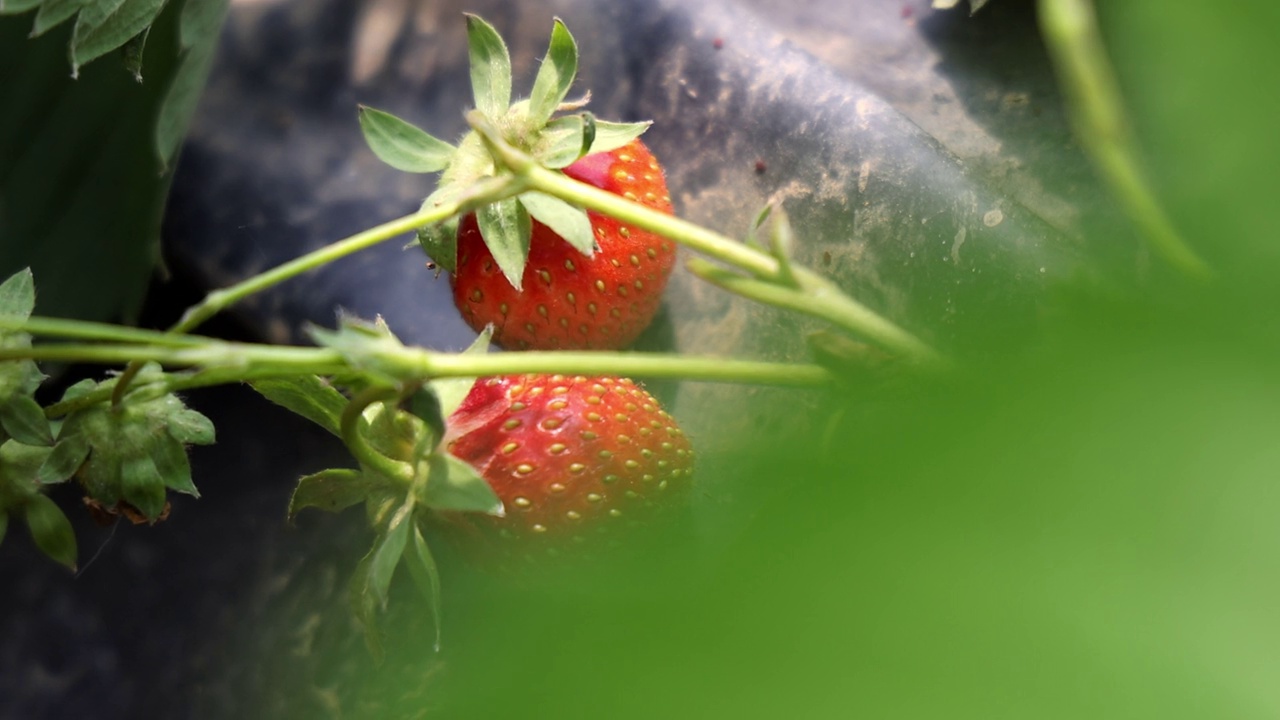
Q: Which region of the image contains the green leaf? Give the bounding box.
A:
[306,312,409,384]
[518,191,594,256]
[38,434,89,485]
[0,394,53,446]
[476,197,531,291]
[70,0,169,77]
[30,0,90,37]
[164,406,215,445]
[585,119,651,156]
[289,468,380,520]
[409,387,445,451]
[178,0,226,49]
[527,18,577,125]
[0,0,45,15]
[464,13,511,119]
[358,105,455,174]
[150,433,197,496]
[120,452,167,520]
[430,325,493,418]
[0,439,54,500]
[155,0,225,169]
[0,268,35,319]
[370,496,414,608]
[24,494,77,571]
[120,24,148,82]
[405,519,443,652]
[535,115,588,169]
[420,453,503,515]
[348,549,384,660]
[250,375,347,437]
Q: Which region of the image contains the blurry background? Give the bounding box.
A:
[3,0,1279,717]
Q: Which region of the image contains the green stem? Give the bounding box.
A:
[341,386,414,485]
[0,316,207,347]
[110,175,524,405]
[469,112,943,365]
[3,321,832,388]
[1038,0,1212,281]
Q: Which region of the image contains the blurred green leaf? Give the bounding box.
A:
[369,497,413,608]
[0,267,35,318]
[418,453,502,516]
[428,324,492,418]
[120,451,166,520]
[405,520,443,651]
[120,24,147,81]
[37,432,88,484]
[415,185,463,272]
[0,0,45,16]
[70,0,168,76]
[23,493,76,570]
[250,375,347,437]
[0,394,53,445]
[30,0,88,37]
[358,106,455,174]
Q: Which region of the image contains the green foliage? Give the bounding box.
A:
[250,374,347,437]
[357,106,456,174]
[0,269,52,446]
[527,18,577,125]
[464,13,511,120]
[475,197,533,291]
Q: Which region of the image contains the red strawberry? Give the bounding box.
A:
[440,374,694,551]
[452,139,676,350]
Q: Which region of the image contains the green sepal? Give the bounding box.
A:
[519,191,595,256]
[0,268,36,319]
[418,453,503,516]
[371,496,413,607]
[465,13,512,119]
[405,518,443,651]
[0,394,53,446]
[585,119,651,156]
[1,438,53,499]
[71,0,169,77]
[429,325,493,418]
[38,434,90,485]
[408,387,446,451]
[348,547,385,660]
[24,494,77,571]
[527,18,578,125]
[416,185,463,273]
[250,375,347,437]
[535,117,650,169]
[363,398,431,461]
[121,25,149,82]
[306,313,410,385]
[120,452,167,521]
[289,467,381,520]
[358,106,456,173]
[476,196,532,291]
[150,433,199,496]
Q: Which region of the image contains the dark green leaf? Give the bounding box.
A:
[121,24,148,81]
[527,18,577,125]
[0,0,45,15]
[0,268,35,319]
[155,2,222,169]
[464,13,511,119]
[250,375,346,437]
[420,453,502,515]
[288,467,379,519]
[150,433,197,496]
[30,0,90,37]
[164,406,215,445]
[358,105,455,173]
[476,197,531,291]
[518,191,594,256]
[405,519,443,652]
[0,394,53,446]
[120,452,166,520]
[430,325,492,418]
[178,0,226,49]
[24,494,77,570]
[71,0,169,76]
[369,497,414,608]
[37,434,89,485]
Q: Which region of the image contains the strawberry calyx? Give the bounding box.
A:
[358,15,652,290]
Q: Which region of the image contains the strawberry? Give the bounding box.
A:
[358,17,679,350]
[453,139,676,350]
[440,374,694,551]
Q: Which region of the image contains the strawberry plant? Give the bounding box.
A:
[3,1,1272,716]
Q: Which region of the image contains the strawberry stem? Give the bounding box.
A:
[341,386,415,485]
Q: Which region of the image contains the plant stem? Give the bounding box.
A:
[4,321,833,388]
[469,112,943,366]
[341,386,414,485]
[1038,0,1212,281]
